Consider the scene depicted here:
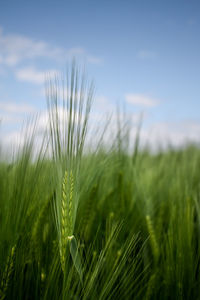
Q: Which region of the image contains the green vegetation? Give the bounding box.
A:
[1,65,200,299]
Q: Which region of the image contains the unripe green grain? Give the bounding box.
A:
[0,245,16,300]
[146,215,159,262]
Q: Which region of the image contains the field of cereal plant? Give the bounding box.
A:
[1,65,200,300]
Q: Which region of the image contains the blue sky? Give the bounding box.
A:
[0,0,200,148]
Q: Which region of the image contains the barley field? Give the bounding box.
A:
[0,67,200,300]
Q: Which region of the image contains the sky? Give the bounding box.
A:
[0,0,200,150]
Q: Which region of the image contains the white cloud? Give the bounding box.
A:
[1,101,200,154]
[87,56,102,65]
[67,47,85,56]
[92,96,115,112]
[0,27,102,68]
[0,101,36,126]
[0,30,62,66]
[0,101,35,114]
[0,114,22,124]
[4,54,19,67]
[15,67,45,84]
[137,120,200,151]
[2,130,24,147]
[125,94,159,107]
[137,50,156,59]
[15,67,60,85]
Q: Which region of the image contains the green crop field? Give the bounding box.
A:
[0,66,200,300]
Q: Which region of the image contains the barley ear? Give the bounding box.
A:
[60,171,68,272]
[69,170,74,235]
[146,215,159,262]
[0,245,16,299]
[146,272,157,300]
